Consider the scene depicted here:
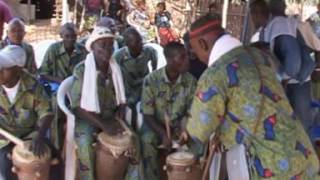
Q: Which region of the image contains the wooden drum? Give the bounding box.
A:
[11,141,52,180]
[164,152,202,180]
[95,131,135,180]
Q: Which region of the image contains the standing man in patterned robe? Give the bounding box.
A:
[185,14,319,179]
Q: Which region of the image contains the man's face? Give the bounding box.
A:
[61,29,77,50]
[0,67,20,86]
[126,34,143,57]
[170,49,189,74]
[92,38,114,65]
[8,24,25,45]
[190,37,208,64]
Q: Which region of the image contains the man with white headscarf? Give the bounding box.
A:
[0,45,54,179]
[69,26,133,180]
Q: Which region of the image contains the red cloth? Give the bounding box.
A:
[158,27,179,46]
[0,1,12,39]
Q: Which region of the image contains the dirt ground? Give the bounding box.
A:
[24,19,61,44]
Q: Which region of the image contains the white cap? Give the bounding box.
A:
[85,26,115,52]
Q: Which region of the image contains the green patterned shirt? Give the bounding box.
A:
[141,67,197,125]
[113,46,158,106]
[69,62,118,121]
[39,41,87,80]
[0,71,53,148]
[187,47,319,179]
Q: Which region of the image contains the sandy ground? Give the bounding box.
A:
[24,19,60,44]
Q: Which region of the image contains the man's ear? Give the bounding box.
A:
[198,38,208,51]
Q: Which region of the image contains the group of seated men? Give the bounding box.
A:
[0,0,319,179]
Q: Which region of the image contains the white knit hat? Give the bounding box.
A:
[85,26,115,52]
[0,45,26,69]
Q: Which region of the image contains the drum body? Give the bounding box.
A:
[95,132,135,180]
[11,141,51,180]
[165,152,202,180]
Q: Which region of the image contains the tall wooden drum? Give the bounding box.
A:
[11,141,52,180]
[164,152,202,180]
[95,131,135,180]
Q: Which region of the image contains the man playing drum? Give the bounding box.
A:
[0,45,54,179]
[69,26,128,180]
[140,42,197,180]
[185,14,319,179]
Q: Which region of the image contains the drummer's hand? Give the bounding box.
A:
[161,134,172,152]
[30,136,46,157]
[178,130,189,146]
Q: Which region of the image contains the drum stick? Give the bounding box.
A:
[164,111,171,142]
[202,142,217,180]
[0,128,24,147]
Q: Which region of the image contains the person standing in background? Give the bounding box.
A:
[0,0,12,40]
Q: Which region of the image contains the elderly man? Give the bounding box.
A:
[40,23,87,149]
[40,23,87,84]
[140,42,196,180]
[0,45,53,179]
[113,27,157,129]
[0,18,36,74]
[185,14,319,179]
[69,26,128,180]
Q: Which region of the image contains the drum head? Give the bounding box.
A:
[97,132,134,151]
[166,152,196,166]
[12,141,51,164]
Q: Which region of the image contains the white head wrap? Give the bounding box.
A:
[0,45,26,69]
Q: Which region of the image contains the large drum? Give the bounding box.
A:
[164,152,202,180]
[11,141,52,180]
[95,131,135,180]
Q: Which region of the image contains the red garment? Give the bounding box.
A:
[87,0,101,11]
[158,27,179,46]
[0,1,12,40]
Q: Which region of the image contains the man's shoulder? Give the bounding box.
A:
[181,72,197,84]
[144,68,163,84]
[73,61,85,79]
[113,47,127,59]
[47,41,63,52]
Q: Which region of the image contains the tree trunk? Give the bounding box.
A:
[222,0,229,28]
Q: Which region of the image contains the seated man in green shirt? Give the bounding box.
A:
[140,42,197,180]
[0,45,53,179]
[0,18,36,74]
[113,27,158,129]
[40,23,87,149]
[40,23,87,85]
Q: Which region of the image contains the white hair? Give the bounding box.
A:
[7,18,25,32]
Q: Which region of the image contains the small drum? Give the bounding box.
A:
[164,152,202,180]
[11,141,52,180]
[95,131,135,180]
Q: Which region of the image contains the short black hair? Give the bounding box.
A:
[268,0,286,16]
[156,2,166,9]
[190,13,222,31]
[250,0,269,17]
[60,22,76,35]
[164,42,185,59]
[122,27,141,41]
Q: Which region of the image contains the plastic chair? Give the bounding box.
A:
[57,76,76,180]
